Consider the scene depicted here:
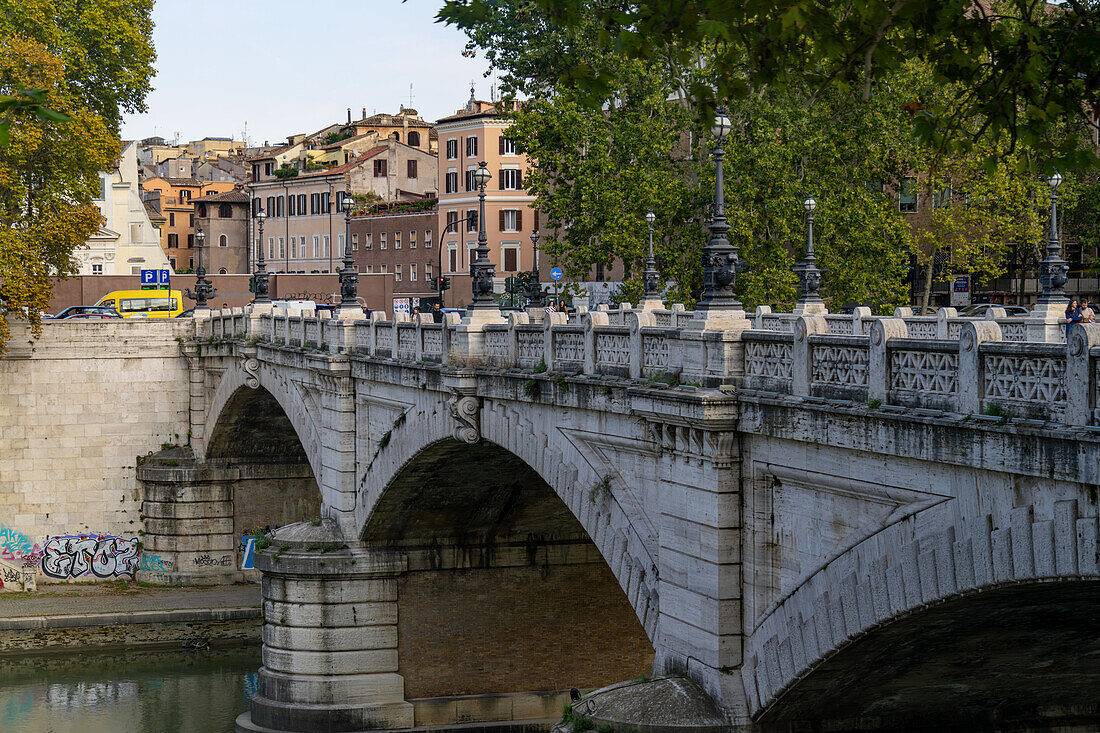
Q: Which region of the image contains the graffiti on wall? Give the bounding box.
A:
[40,534,139,579]
[0,525,33,555]
[139,553,173,573]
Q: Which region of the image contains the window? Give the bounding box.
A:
[219,204,232,218]
[130,223,142,241]
[380,263,387,273]
[336,191,345,211]
[409,230,416,248]
[448,245,457,272]
[466,209,478,232]
[198,204,208,218]
[322,192,330,213]
[267,196,275,215]
[424,229,432,248]
[446,210,459,232]
[264,162,273,176]
[352,233,358,251]
[180,189,191,202]
[446,171,458,193]
[311,193,320,215]
[899,177,917,213]
[410,263,417,281]
[395,232,401,249]
[408,131,421,147]
[337,233,345,256]
[380,232,387,249]
[322,234,329,257]
[186,233,194,248]
[932,187,952,209]
[465,169,476,192]
[92,264,103,275]
[288,196,296,216]
[252,164,260,182]
[500,169,522,190]
[374,159,388,177]
[298,193,306,214]
[426,262,433,280]
[312,235,320,258]
[269,237,275,258]
[446,139,457,159]
[407,160,417,179]
[252,199,260,216]
[278,237,285,258]
[218,268,227,274]
[219,234,227,247]
[366,265,373,273]
[395,264,402,282]
[189,213,194,226]
[169,212,175,226]
[501,209,521,232]
[168,233,178,248]
[501,137,517,155]
[289,236,296,258]
[503,246,518,272]
[189,257,194,269]
[465,136,478,157]
[169,258,176,269]
[365,233,373,249]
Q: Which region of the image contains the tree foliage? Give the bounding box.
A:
[0,2,154,350]
[442,0,1100,172]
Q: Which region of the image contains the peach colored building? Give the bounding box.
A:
[435,91,537,306]
[141,177,234,271]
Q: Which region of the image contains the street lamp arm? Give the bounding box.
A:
[436,214,477,307]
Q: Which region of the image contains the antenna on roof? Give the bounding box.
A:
[407,84,415,109]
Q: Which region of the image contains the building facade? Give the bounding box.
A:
[141,178,235,271]
[193,189,251,274]
[435,91,538,305]
[349,207,438,308]
[76,141,172,276]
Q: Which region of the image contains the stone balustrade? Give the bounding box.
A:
[198,302,1099,426]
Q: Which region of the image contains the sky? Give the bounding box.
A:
[121,0,492,146]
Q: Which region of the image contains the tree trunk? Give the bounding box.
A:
[920,257,935,314]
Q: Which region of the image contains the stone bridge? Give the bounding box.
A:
[4,298,1100,732]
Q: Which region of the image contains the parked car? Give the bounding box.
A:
[52,306,123,320]
[176,308,195,318]
[957,304,1029,318]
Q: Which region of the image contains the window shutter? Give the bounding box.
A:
[498,170,504,190]
[499,137,505,155]
[499,210,505,231]
[517,170,524,188]
[516,209,523,230]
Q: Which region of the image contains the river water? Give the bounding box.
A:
[0,644,261,733]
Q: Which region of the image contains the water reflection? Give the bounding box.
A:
[0,645,260,733]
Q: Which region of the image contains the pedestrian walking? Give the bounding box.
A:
[1066,299,1083,340]
[431,303,443,323]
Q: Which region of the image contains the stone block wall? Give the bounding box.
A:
[0,319,191,583]
[397,560,654,700]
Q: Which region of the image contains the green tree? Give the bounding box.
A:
[0,2,154,350]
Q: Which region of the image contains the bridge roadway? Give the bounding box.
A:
[4,300,1100,732]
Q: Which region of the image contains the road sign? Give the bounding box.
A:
[550,267,563,281]
[951,274,971,308]
[240,537,257,570]
[140,269,157,286]
[159,269,171,285]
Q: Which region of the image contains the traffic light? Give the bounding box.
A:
[248,276,255,293]
[440,276,451,292]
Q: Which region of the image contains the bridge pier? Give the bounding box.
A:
[239,520,414,733]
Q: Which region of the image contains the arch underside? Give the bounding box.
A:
[362,438,655,699]
[761,581,1100,730]
[206,386,309,464]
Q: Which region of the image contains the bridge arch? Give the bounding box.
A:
[359,432,657,700]
[745,498,1100,725]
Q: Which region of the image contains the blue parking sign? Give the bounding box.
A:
[140,269,157,285]
[159,269,171,285]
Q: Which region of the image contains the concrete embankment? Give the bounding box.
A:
[0,582,261,653]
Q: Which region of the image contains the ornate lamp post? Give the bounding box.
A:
[253,207,270,304]
[523,230,545,307]
[1036,171,1068,305]
[337,195,359,314]
[641,210,662,307]
[185,227,217,309]
[697,107,742,312]
[468,161,497,310]
[793,196,824,312]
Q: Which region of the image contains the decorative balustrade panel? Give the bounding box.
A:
[595,329,631,372]
[375,325,393,356]
[421,326,443,359]
[824,316,854,335]
[305,319,322,346]
[485,328,509,365]
[890,348,958,396]
[516,329,544,368]
[675,312,696,328]
[811,339,869,391]
[356,324,372,353]
[1000,321,1027,342]
[397,326,417,360]
[642,333,670,371]
[904,320,939,339]
[983,349,1066,416]
[761,316,794,333]
[553,329,584,365]
[744,338,793,389]
[654,313,672,327]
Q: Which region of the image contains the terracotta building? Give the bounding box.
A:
[349,206,439,311]
[141,177,234,271]
[435,89,537,305]
[193,189,251,274]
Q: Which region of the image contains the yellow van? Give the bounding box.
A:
[95,290,185,319]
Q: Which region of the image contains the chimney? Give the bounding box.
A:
[362,108,367,119]
[347,108,351,124]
